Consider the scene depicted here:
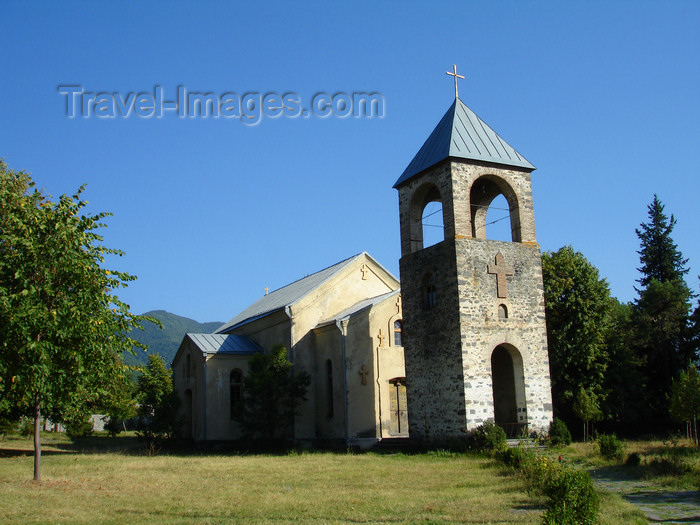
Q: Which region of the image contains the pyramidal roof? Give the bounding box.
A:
[394,97,534,188]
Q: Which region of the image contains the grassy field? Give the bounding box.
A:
[0,433,645,524]
[561,439,700,490]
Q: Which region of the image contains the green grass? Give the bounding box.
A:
[0,433,645,524]
[558,439,700,490]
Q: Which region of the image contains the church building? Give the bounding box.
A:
[172,252,408,446]
[172,72,553,445]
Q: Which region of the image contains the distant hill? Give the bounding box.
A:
[124,310,224,367]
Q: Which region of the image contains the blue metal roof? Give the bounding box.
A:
[394,98,534,188]
[186,333,262,355]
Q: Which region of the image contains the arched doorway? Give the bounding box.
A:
[491,345,527,437]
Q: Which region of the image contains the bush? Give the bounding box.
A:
[104,416,124,437]
[65,414,93,439]
[598,433,624,461]
[495,447,599,525]
[541,467,599,525]
[625,452,641,467]
[18,417,33,437]
[496,446,531,469]
[465,421,507,452]
[548,418,572,447]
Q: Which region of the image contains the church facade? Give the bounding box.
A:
[172,85,553,445]
[172,253,408,446]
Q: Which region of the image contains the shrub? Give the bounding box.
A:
[496,446,532,469]
[625,452,641,467]
[18,417,34,437]
[465,421,507,452]
[541,467,599,525]
[548,418,572,447]
[598,433,624,461]
[496,448,599,525]
[65,414,93,439]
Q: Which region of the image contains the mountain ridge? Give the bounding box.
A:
[125,310,224,367]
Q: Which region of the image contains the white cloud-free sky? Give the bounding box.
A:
[2,1,698,322]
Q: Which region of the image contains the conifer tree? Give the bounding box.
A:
[635,195,690,287]
[633,195,696,424]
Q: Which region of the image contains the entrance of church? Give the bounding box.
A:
[491,345,526,437]
[389,378,409,436]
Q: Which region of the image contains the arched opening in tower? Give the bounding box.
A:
[491,344,526,437]
[470,176,521,242]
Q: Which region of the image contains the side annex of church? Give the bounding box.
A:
[172,80,553,446]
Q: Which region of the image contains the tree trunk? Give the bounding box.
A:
[33,395,41,483]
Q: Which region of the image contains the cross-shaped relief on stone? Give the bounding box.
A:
[360,263,369,280]
[359,364,369,385]
[487,252,514,299]
[377,329,386,347]
[395,295,401,314]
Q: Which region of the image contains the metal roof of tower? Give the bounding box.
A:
[393,97,534,188]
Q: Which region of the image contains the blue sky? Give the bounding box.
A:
[2,1,698,323]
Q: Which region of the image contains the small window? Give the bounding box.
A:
[326,360,334,418]
[423,273,436,309]
[185,354,191,379]
[498,304,508,319]
[230,369,243,419]
[393,320,403,346]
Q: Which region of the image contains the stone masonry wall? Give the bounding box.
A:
[397,159,553,442]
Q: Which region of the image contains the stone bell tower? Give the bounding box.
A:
[395,71,553,441]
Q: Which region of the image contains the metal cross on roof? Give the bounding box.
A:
[446,64,465,99]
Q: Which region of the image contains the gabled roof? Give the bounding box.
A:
[317,290,400,327]
[216,252,395,334]
[394,98,534,188]
[185,333,262,355]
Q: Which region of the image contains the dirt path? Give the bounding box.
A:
[591,468,700,523]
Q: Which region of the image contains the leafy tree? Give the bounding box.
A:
[669,363,700,446]
[136,354,180,445]
[103,366,138,437]
[633,196,696,422]
[235,344,311,442]
[0,161,155,482]
[541,246,612,427]
[572,387,602,442]
[600,300,646,427]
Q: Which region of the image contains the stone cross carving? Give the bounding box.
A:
[446,64,465,99]
[264,286,269,295]
[395,295,401,314]
[487,252,514,298]
[377,329,385,347]
[359,364,369,385]
[360,263,369,280]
